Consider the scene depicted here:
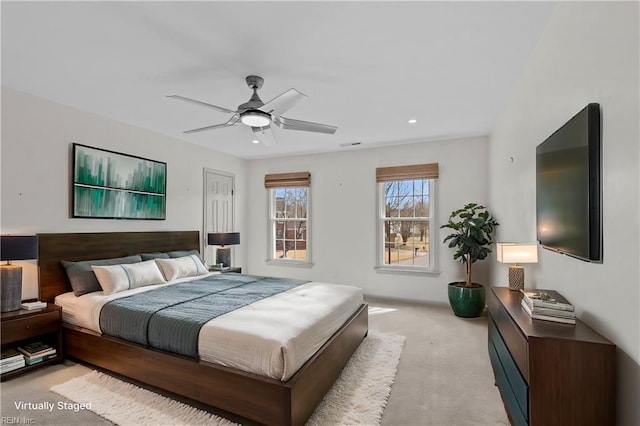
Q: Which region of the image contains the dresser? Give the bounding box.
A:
[487,286,616,426]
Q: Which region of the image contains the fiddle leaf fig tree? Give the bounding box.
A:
[441,203,499,288]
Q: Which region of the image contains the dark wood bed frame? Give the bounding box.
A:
[38,231,368,426]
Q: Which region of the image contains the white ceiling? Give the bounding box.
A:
[1,1,555,160]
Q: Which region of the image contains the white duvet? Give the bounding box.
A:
[55,274,364,381]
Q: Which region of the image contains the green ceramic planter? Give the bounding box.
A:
[447,282,486,318]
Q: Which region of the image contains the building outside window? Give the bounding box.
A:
[265,172,311,264]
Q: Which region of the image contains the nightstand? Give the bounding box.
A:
[210,266,242,274]
[1,303,63,380]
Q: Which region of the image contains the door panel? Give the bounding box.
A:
[203,170,234,265]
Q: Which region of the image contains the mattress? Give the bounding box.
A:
[55,276,363,380]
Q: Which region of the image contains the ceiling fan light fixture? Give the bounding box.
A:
[170,76,337,143]
[240,109,271,127]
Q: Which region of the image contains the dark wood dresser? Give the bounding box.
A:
[487,286,616,426]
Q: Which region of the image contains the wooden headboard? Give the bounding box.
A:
[38,231,200,302]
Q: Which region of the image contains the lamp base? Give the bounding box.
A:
[508,266,525,291]
[1,265,23,312]
[216,247,232,268]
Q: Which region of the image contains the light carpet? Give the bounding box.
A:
[50,332,406,426]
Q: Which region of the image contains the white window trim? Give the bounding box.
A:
[266,187,312,266]
[375,179,439,275]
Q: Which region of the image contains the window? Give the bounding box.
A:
[377,163,438,272]
[265,172,310,264]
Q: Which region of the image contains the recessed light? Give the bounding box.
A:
[252,140,260,144]
[408,119,417,124]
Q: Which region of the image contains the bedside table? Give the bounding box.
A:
[210,266,242,274]
[1,303,63,380]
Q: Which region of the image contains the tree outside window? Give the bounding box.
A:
[271,187,308,261]
[381,178,433,269]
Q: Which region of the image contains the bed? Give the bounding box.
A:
[38,231,368,426]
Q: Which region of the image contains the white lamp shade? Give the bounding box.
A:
[496,243,538,264]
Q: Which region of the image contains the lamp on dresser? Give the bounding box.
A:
[207,232,240,268]
[1,235,38,312]
[496,242,538,291]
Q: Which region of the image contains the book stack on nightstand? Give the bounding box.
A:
[0,303,63,380]
[1,349,25,374]
[17,341,57,366]
[521,290,576,324]
[21,301,47,311]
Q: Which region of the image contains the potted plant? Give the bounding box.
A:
[441,203,499,318]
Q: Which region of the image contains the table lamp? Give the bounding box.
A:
[1,235,38,312]
[496,243,538,291]
[207,232,240,268]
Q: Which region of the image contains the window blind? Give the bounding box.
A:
[264,172,311,188]
[375,163,439,182]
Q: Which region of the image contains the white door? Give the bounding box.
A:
[203,169,234,265]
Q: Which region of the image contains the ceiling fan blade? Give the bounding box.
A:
[261,88,308,116]
[251,126,277,147]
[167,95,236,114]
[273,116,337,134]
[183,114,239,134]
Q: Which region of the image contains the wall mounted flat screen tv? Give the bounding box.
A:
[536,103,601,262]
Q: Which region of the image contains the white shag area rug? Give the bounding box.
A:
[51,332,405,426]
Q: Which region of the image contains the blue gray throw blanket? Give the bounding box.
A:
[99,274,307,358]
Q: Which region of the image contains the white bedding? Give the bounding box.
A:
[55,275,364,381]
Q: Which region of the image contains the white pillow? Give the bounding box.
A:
[155,255,209,281]
[92,260,167,295]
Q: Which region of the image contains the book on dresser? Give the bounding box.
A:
[523,301,576,318]
[522,290,574,311]
[521,299,576,324]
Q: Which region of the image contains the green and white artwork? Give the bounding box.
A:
[72,143,166,219]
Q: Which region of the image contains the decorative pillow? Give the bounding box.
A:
[166,250,202,261]
[139,252,171,261]
[61,255,142,297]
[92,260,166,295]
[155,255,208,281]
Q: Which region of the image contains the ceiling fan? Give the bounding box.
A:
[168,75,337,146]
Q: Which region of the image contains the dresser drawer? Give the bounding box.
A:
[1,310,60,344]
[489,317,529,419]
[492,300,529,381]
[489,337,528,426]
[487,289,501,318]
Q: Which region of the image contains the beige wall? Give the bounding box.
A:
[246,136,490,304]
[488,2,639,424]
[1,87,248,299]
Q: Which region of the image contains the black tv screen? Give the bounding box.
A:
[536,103,601,262]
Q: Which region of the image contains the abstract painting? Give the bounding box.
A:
[72,143,166,219]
